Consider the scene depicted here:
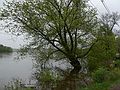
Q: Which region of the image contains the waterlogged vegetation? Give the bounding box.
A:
[1,0,120,90]
[0,44,12,53]
[4,68,120,90]
[4,79,33,90]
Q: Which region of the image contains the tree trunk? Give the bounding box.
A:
[70,59,82,75]
[53,58,81,90]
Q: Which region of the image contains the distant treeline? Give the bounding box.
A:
[0,44,13,53]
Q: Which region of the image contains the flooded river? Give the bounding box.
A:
[0,52,33,88]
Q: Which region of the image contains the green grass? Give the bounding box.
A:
[80,70,120,90]
[80,69,120,90]
[22,88,34,90]
[81,82,112,90]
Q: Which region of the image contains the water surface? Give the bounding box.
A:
[0,52,33,87]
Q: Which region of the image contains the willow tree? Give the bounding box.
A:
[2,0,98,74]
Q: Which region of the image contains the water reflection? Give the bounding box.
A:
[0,53,12,59]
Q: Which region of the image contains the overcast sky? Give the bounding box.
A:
[0,0,27,49]
[0,0,120,48]
[91,0,120,13]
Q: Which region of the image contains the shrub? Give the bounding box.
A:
[92,67,109,83]
[114,60,120,68]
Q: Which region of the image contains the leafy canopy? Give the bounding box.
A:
[1,0,99,66]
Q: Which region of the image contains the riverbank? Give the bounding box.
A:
[0,44,12,53]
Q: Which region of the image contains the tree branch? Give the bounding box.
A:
[17,17,67,56]
[77,39,98,58]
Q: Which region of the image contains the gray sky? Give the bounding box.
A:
[0,0,26,49]
[0,25,26,49]
[0,0,120,48]
[90,0,120,13]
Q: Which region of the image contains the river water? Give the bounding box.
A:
[0,52,34,88]
[0,52,73,89]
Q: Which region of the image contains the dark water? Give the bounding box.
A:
[0,52,33,88]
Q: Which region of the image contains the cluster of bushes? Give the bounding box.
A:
[0,44,13,53]
[80,67,120,90]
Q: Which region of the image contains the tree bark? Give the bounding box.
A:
[53,58,81,90]
[70,59,82,75]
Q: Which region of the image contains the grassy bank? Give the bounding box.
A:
[80,68,120,90]
[81,79,120,90]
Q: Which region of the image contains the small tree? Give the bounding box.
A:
[1,0,99,74]
[88,13,120,71]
